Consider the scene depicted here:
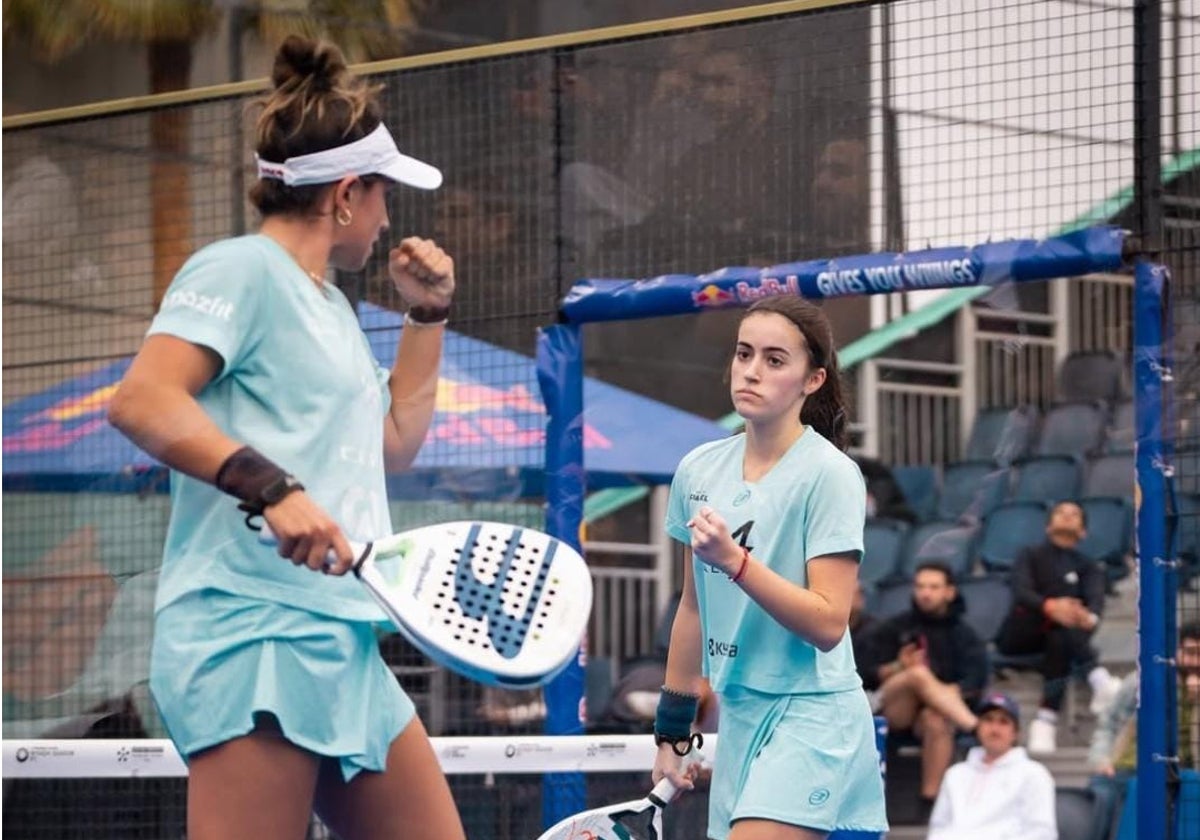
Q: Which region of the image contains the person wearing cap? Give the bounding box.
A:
[927,692,1058,840]
[108,36,466,839]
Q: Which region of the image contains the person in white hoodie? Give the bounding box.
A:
[927,691,1058,840]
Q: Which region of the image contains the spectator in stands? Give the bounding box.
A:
[809,136,869,256]
[927,691,1058,840]
[856,456,918,523]
[859,562,985,814]
[602,40,804,274]
[995,500,1121,754]
[1087,621,1200,832]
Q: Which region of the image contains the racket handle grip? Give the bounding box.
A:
[650,749,704,804]
[649,776,679,804]
[257,524,355,568]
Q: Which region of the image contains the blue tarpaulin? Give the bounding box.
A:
[3,303,727,496]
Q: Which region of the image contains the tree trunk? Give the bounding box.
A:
[148,39,193,308]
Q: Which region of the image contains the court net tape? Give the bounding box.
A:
[2,734,716,778]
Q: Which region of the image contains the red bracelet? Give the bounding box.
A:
[730,547,751,584]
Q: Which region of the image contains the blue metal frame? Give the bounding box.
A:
[536,323,588,826]
[537,227,1142,833]
[1134,260,1174,839]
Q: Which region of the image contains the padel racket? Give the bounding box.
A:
[261,521,591,688]
[535,757,701,840]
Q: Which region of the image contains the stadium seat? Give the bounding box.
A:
[899,520,978,581]
[978,501,1050,573]
[964,404,1039,465]
[1057,350,1126,404]
[584,592,680,734]
[891,464,940,523]
[862,517,910,589]
[1055,786,1106,840]
[869,579,914,621]
[957,574,1013,643]
[936,460,1009,522]
[1077,496,1133,582]
[1036,401,1108,459]
[1083,452,1134,500]
[1104,399,1135,453]
[1011,455,1083,505]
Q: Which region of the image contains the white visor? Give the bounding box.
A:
[255,123,442,190]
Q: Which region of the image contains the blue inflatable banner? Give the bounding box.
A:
[561,226,1128,324]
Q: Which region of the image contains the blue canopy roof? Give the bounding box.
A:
[3,304,727,497]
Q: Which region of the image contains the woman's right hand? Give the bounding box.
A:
[652,743,698,792]
[261,492,356,575]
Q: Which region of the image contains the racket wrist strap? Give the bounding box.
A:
[215,446,304,526]
[406,305,450,326]
[655,687,702,757]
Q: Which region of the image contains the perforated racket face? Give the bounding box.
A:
[537,798,662,840]
[360,521,591,686]
[438,522,556,657]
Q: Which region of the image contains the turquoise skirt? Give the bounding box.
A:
[149,588,415,782]
[709,685,888,838]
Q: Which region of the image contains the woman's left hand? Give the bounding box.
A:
[687,506,740,575]
[388,236,455,310]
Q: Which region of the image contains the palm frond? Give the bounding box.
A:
[89,0,220,41]
[4,0,219,60]
[4,0,95,61]
[250,0,426,62]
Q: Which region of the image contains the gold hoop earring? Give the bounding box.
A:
[336,209,353,227]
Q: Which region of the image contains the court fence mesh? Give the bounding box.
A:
[2,0,1196,837]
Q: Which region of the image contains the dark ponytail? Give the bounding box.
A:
[743,296,850,450]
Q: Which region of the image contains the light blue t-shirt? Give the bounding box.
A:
[665,429,866,695]
[147,234,392,621]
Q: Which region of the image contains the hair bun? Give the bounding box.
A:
[271,35,347,93]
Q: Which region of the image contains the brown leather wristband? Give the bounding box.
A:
[214,446,303,526]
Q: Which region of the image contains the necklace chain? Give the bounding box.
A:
[270,236,326,287]
[292,254,326,286]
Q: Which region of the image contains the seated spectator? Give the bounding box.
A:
[856,456,918,523]
[927,692,1058,840]
[1087,621,1200,833]
[859,563,985,815]
[995,500,1121,753]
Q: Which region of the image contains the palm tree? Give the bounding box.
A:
[4,0,426,306]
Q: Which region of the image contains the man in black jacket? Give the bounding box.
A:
[861,562,986,811]
[996,500,1120,754]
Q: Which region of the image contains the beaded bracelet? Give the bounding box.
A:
[730,547,751,584]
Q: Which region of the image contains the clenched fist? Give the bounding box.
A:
[389,236,455,311]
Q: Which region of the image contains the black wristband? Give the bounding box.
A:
[214,446,304,526]
[407,304,451,324]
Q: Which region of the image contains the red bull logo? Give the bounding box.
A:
[436,379,545,415]
[430,377,611,450]
[28,384,117,424]
[734,275,801,303]
[692,283,737,308]
[6,383,116,454]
